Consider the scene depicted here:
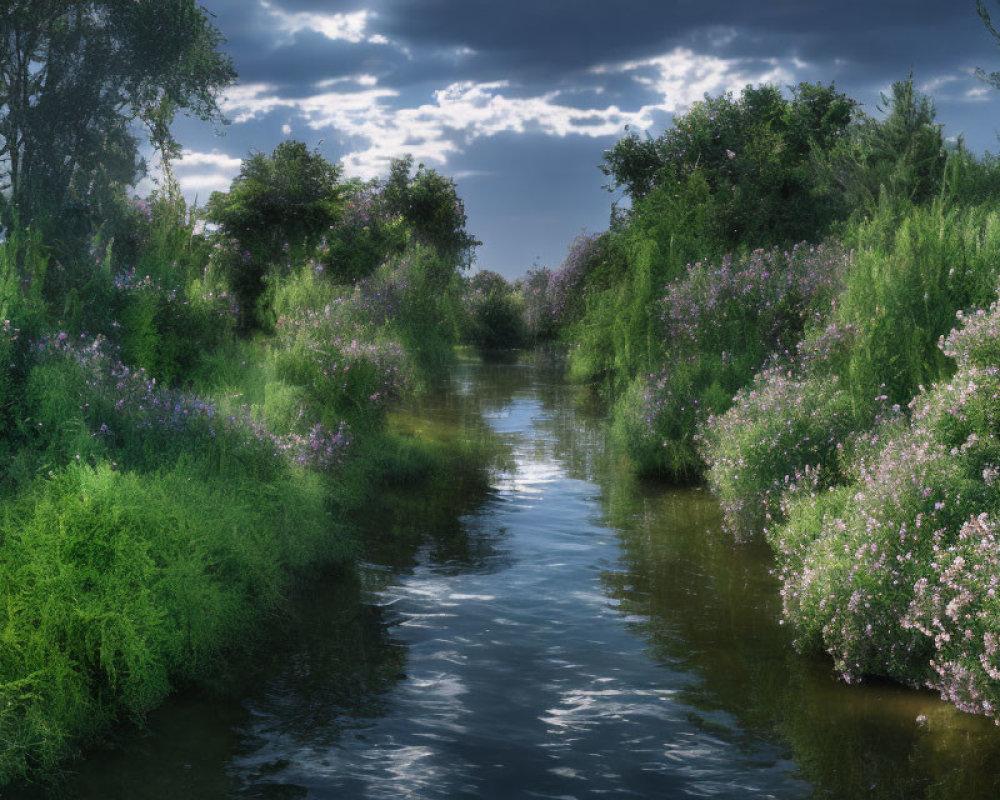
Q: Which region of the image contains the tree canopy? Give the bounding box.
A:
[0,1,236,242]
[600,83,856,249]
[206,140,344,326]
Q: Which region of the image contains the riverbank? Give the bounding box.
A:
[20,354,1000,800]
[0,158,487,788]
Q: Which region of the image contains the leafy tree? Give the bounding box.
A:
[821,76,945,211]
[206,141,343,326]
[463,270,525,351]
[601,83,856,250]
[0,1,236,250]
[383,156,480,272]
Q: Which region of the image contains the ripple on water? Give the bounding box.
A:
[55,358,1000,800]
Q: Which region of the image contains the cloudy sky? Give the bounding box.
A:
[166,0,1000,279]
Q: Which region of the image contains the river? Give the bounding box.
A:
[37,354,1000,798]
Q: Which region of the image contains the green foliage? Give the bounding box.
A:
[819,77,945,215]
[0,458,342,786]
[617,243,849,479]
[771,297,1000,695]
[515,265,556,343]
[0,1,235,259]
[704,197,1000,538]
[601,82,856,250]
[0,226,51,467]
[207,141,343,326]
[567,182,711,393]
[838,199,1000,412]
[382,156,481,263]
[701,324,860,538]
[318,180,407,284]
[568,79,952,473]
[462,271,526,352]
[977,0,1000,90]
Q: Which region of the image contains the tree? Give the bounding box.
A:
[980,1,1000,89]
[601,83,857,250]
[820,76,944,211]
[382,156,480,271]
[0,1,236,247]
[206,141,344,325]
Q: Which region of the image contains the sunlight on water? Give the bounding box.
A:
[43,355,1000,800]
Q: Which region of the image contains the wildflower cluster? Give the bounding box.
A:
[33,332,351,470]
[660,243,845,355]
[337,183,383,229]
[354,272,410,327]
[113,266,158,292]
[276,302,408,416]
[626,243,848,478]
[700,322,863,538]
[769,296,1000,720]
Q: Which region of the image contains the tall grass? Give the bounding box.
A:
[567,175,717,394]
[0,459,342,784]
[702,199,1000,538]
[613,242,848,479]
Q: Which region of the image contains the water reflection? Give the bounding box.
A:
[519,355,1000,799]
[25,352,1000,798]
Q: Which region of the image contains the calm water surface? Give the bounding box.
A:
[36,356,1000,798]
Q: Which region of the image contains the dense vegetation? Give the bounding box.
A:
[8,0,1000,784]
[514,46,1000,722]
[0,7,492,785]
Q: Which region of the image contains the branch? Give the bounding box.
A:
[980,0,1000,42]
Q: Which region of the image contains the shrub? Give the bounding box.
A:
[206,141,343,327]
[0,458,343,786]
[701,324,859,538]
[516,265,556,343]
[601,83,857,249]
[621,242,848,478]
[462,271,526,352]
[771,295,1000,715]
[703,199,1000,537]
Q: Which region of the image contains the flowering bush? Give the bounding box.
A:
[275,289,408,430]
[622,242,848,477]
[701,323,859,538]
[112,267,237,384]
[771,295,1000,719]
[548,232,602,327]
[703,202,1000,537]
[26,332,351,474]
[318,181,407,283]
[516,265,555,342]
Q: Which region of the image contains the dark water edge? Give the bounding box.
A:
[14,352,1000,799]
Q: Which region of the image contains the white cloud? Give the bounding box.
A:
[917,69,995,104]
[171,150,243,197]
[920,74,961,95]
[593,47,794,113]
[207,46,802,187]
[174,150,242,171]
[260,1,389,46]
[315,74,380,90]
[222,82,291,123]
[222,78,654,178]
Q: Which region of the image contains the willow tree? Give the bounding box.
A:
[0,1,236,247]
